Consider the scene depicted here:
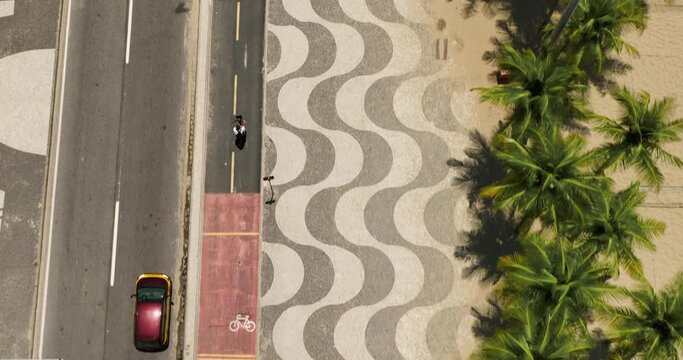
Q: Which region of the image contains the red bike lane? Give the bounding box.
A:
[197,193,260,360]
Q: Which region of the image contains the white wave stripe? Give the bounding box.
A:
[0,49,55,155]
[394,0,431,24]
[261,242,306,306]
[273,188,365,360]
[450,86,480,130]
[265,125,307,186]
[0,1,14,17]
[393,180,479,359]
[267,25,310,81]
[342,4,420,76]
[333,241,424,360]
[394,71,470,159]
[399,305,474,360]
[333,79,425,360]
[331,0,432,358]
[271,0,368,358]
[390,61,485,358]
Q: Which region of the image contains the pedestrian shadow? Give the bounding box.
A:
[175,2,189,14]
[447,130,521,284]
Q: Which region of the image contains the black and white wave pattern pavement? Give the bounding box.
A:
[260,0,483,359]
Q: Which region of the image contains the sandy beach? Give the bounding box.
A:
[422,0,683,357]
[589,1,683,291]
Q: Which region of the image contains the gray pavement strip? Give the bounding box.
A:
[0,0,59,357]
[182,0,212,358]
[0,189,4,225]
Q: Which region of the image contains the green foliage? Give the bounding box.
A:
[559,0,647,73]
[480,127,610,232]
[474,44,588,140]
[601,273,683,359]
[593,87,683,189]
[468,2,683,359]
[562,182,664,279]
[497,234,615,325]
[473,302,593,360]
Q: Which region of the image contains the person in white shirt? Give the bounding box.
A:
[233,115,247,150]
[233,115,246,135]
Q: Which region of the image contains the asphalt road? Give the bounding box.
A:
[205,0,265,193]
[38,0,191,359]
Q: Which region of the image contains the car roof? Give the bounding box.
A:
[135,301,163,342]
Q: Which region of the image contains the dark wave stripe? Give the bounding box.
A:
[298,1,409,358]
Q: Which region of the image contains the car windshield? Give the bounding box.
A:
[137,287,165,302]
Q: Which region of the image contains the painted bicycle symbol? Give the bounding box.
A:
[229,314,256,332]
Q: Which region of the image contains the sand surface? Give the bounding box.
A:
[587,1,683,290]
[423,0,683,356]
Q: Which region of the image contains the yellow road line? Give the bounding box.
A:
[198,354,255,360]
[232,74,238,115]
[204,232,260,237]
[235,1,241,41]
[230,151,235,193]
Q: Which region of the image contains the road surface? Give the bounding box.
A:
[36,0,192,358]
[205,0,265,193]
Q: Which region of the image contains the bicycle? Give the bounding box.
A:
[229,314,256,332]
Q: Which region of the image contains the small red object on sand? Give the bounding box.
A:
[497,69,511,84]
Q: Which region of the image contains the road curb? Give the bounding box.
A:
[256,1,271,359]
[182,0,213,358]
[31,0,69,356]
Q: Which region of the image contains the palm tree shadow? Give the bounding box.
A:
[471,297,506,339]
[447,130,505,208]
[448,130,521,284]
[463,0,559,59]
[456,207,520,283]
[583,56,634,93]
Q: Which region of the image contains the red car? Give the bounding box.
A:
[133,273,172,351]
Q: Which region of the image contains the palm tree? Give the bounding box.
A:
[602,273,683,359]
[474,44,588,140]
[593,87,683,189]
[497,233,615,325]
[556,0,647,73]
[563,182,664,278]
[480,127,610,233]
[473,302,593,360]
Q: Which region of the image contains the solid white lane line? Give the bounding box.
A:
[38,0,72,356]
[109,201,120,287]
[232,74,238,115]
[125,0,134,64]
[230,151,235,193]
[235,1,241,41]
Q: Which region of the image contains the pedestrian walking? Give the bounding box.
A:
[233,115,247,150]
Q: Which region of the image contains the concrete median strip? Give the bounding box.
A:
[182,0,213,358]
[32,0,72,356]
